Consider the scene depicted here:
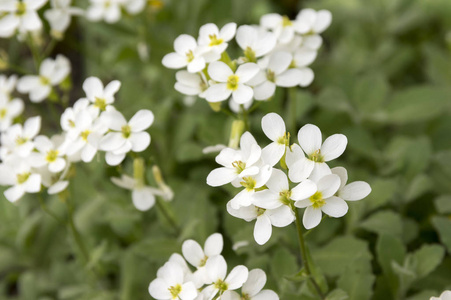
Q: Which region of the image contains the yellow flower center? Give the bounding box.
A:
[232,160,246,173]
[308,149,324,163]
[266,69,276,82]
[256,206,266,216]
[276,132,290,146]
[16,2,26,16]
[309,191,326,209]
[121,125,131,139]
[40,76,50,86]
[46,150,59,163]
[279,190,292,205]
[81,130,91,141]
[209,34,224,47]
[240,176,256,191]
[199,255,208,267]
[68,120,75,128]
[104,0,111,8]
[244,46,256,62]
[17,172,30,184]
[168,284,182,299]
[282,16,292,27]
[227,75,239,91]
[94,97,107,111]
[214,279,228,292]
[186,50,195,62]
[16,136,28,145]
[0,108,7,119]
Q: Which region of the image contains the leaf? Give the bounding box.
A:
[411,244,445,278]
[337,256,375,300]
[434,195,451,214]
[364,178,397,212]
[360,210,403,238]
[376,234,406,296]
[351,72,389,116]
[271,248,298,280]
[312,236,372,277]
[326,289,349,300]
[384,86,451,124]
[432,217,451,254]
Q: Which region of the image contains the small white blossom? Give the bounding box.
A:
[331,167,371,202]
[0,96,24,131]
[0,0,48,38]
[197,22,237,62]
[44,0,84,37]
[222,269,279,300]
[236,25,276,62]
[174,71,207,96]
[0,160,41,202]
[162,34,206,73]
[81,76,121,115]
[294,8,332,50]
[260,13,295,44]
[0,116,41,159]
[86,0,123,23]
[29,135,67,173]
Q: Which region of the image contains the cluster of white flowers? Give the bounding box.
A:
[207,113,371,245]
[86,0,152,23]
[148,233,278,300]
[0,74,156,204]
[163,8,331,111]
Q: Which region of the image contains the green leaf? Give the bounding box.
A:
[432,217,451,254]
[376,234,406,296]
[337,256,375,300]
[360,210,403,238]
[434,195,451,214]
[351,72,389,117]
[271,248,298,280]
[411,244,445,278]
[326,289,349,300]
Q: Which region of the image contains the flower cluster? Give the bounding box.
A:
[86,0,155,24]
[0,75,156,204]
[0,75,24,131]
[163,8,331,111]
[148,233,278,300]
[207,113,371,244]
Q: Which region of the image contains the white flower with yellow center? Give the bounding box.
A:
[294,174,348,229]
[174,71,207,96]
[197,22,236,62]
[0,95,24,131]
[81,77,121,116]
[0,0,47,38]
[204,61,260,104]
[29,135,67,173]
[260,113,289,166]
[221,269,279,300]
[294,8,332,50]
[260,13,296,44]
[207,132,262,187]
[99,109,154,166]
[162,34,206,73]
[0,75,18,99]
[148,261,198,300]
[0,116,40,159]
[44,0,84,38]
[0,160,41,203]
[86,0,123,23]
[17,55,70,103]
[289,124,347,182]
[236,25,276,63]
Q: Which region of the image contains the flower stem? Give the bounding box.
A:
[240,104,250,131]
[293,205,326,299]
[156,198,180,235]
[288,87,298,134]
[65,198,90,264]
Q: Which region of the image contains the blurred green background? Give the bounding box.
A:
[1,0,451,299]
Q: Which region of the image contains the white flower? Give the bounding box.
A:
[0,160,41,202]
[29,135,67,173]
[430,291,451,300]
[0,116,41,159]
[82,76,121,115]
[197,22,236,62]
[249,52,305,101]
[294,9,332,50]
[47,180,69,195]
[204,61,259,104]
[294,174,348,229]
[291,47,316,87]
[260,13,295,44]
[174,71,207,96]
[86,0,123,23]
[17,55,70,102]
[222,269,279,300]
[0,75,17,98]
[331,167,371,202]
[148,261,198,300]
[111,174,161,211]
[236,25,276,62]
[123,0,145,14]
[44,0,84,36]
[289,124,347,182]
[60,99,92,132]
[207,132,262,187]
[99,109,154,166]
[202,255,248,299]
[260,113,288,166]
[0,0,47,38]
[162,34,206,73]
[182,233,223,287]
[0,96,24,131]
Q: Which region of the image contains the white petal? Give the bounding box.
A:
[132,188,155,211]
[261,113,285,142]
[148,278,171,299]
[23,116,41,138]
[254,215,272,245]
[253,81,276,100]
[187,57,206,73]
[179,282,198,300]
[203,84,231,102]
[225,265,248,290]
[276,69,303,87]
[21,11,42,31]
[104,80,121,98]
[267,206,295,227]
[253,290,279,300]
[240,132,258,160]
[101,110,127,130]
[303,206,322,229]
[242,269,266,296]
[162,52,187,69]
[207,167,237,186]
[252,190,281,210]
[291,179,317,200]
[99,132,125,151]
[4,185,25,202]
[288,156,314,182]
[313,10,332,33]
[268,52,292,75]
[83,77,103,100]
[129,109,154,131]
[29,85,51,102]
[265,168,289,192]
[298,124,322,155]
[49,158,66,173]
[204,233,223,257]
[321,196,348,217]
[129,132,150,152]
[219,22,237,42]
[111,175,135,190]
[317,174,341,198]
[309,163,332,182]
[206,255,227,281]
[104,151,125,166]
[23,174,41,193]
[232,84,253,104]
[285,144,304,168]
[321,134,347,161]
[221,291,241,300]
[235,63,260,83]
[339,181,371,201]
[261,142,285,167]
[208,61,233,82]
[17,76,40,93]
[182,240,205,267]
[294,199,312,208]
[294,48,317,67]
[174,34,197,54]
[48,181,69,195]
[331,166,348,189]
[303,35,323,50]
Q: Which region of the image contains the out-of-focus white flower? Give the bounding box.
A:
[0,0,48,38]
[0,116,40,159]
[197,22,236,62]
[148,261,198,300]
[99,109,154,166]
[260,13,296,44]
[222,269,279,300]
[44,0,84,38]
[294,8,332,50]
[174,71,207,96]
[0,96,24,131]
[204,61,259,104]
[81,76,121,115]
[295,174,348,229]
[0,160,41,202]
[236,25,276,62]
[124,0,146,14]
[430,291,451,300]
[0,75,18,98]
[288,124,347,182]
[86,0,124,23]
[162,34,206,73]
[29,135,67,173]
[17,55,71,102]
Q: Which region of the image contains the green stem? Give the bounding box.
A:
[240,104,250,131]
[156,198,180,234]
[293,205,326,299]
[26,35,42,70]
[65,199,90,264]
[42,39,57,58]
[288,87,298,133]
[38,194,64,224]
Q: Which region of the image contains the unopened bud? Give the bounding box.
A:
[152,165,173,201]
[133,158,146,188]
[228,120,245,149]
